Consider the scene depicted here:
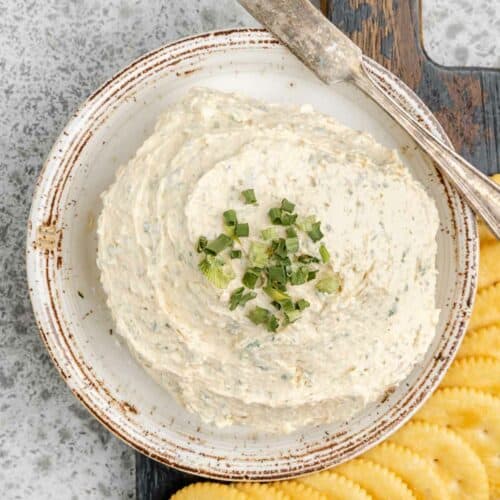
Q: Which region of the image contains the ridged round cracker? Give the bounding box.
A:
[416,387,500,495]
[469,282,500,331]
[171,482,249,499]
[298,471,372,500]
[457,324,500,360]
[441,356,500,395]
[234,483,290,499]
[478,221,496,245]
[478,241,500,290]
[390,421,489,500]
[271,481,328,500]
[334,458,415,500]
[364,442,449,500]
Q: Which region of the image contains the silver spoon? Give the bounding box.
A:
[239,0,500,239]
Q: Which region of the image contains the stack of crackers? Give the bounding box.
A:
[173,176,500,500]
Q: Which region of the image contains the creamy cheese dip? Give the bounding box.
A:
[97,88,440,433]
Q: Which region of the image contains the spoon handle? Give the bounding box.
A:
[355,64,500,239]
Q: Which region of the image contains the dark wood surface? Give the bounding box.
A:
[137,1,500,498]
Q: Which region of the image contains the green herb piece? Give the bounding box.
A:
[240,291,257,308]
[229,287,244,310]
[268,265,287,285]
[241,189,257,204]
[307,270,318,281]
[307,222,324,242]
[242,267,261,289]
[285,237,299,253]
[284,309,301,323]
[248,307,279,332]
[263,286,290,302]
[319,243,330,263]
[297,254,320,264]
[296,299,310,310]
[280,212,297,226]
[205,233,233,255]
[229,286,257,310]
[268,207,282,224]
[196,236,208,253]
[198,255,235,289]
[272,238,288,259]
[266,314,279,332]
[230,249,242,259]
[223,209,237,227]
[281,198,295,213]
[247,306,270,325]
[286,227,297,238]
[235,223,249,237]
[290,266,309,285]
[279,298,295,312]
[316,272,342,294]
[268,207,297,226]
[296,215,316,232]
[261,227,278,240]
[248,241,269,267]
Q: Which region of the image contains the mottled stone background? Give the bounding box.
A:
[423,0,499,68]
[0,1,496,499]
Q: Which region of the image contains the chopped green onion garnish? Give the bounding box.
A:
[197,193,337,331]
[242,189,257,204]
[307,222,324,242]
[307,270,318,281]
[296,299,310,310]
[263,286,290,302]
[242,267,261,289]
[205,233,233,255]
[268,207,282,224]
[316,272,342,294]
[284,309,301,323]
[268,265,287,285]
[290,266,309,285]
[279,298,295,312]
[198,255,235,289]
[248,241,269,267]
[285,237,299,253]
[319,243,330,263]
[196,236,207,253]
[280,212,297,226]
[272,238,288,259]
[248,306,270,325]
[235,223,249,237]
[268,207,297,226]
[229,287,244,310]
[223,209,237,227]
[230,249,242,259]
[267,314,280,332]
[281,198,295,213]
[229,287,257,310]
[261,227,278,240]
[296,215,316,232]
[297,254,320,264]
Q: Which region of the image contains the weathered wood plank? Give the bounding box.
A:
[136,453,198,500]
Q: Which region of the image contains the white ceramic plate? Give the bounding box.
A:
[27,29,477,480]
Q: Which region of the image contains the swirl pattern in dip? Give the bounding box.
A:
[97,88,439,433]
